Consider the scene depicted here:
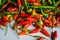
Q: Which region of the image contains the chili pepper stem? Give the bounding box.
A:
[15,29,19,39]
[5,24,8,35]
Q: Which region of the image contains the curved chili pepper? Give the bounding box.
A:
[30,28,41,34]
[7,7,18,12]
[2,15,10,22]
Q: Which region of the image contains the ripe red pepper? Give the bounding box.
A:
[7,7,18,12]
[30,28,41,34]
[44,20,50,27]
[41,29,50,37]
[13,23,18,30]
[39,37,44,40]
[20,11,29,17]
[27,15,33,21]
[51,31,57,40]
[21,0,38,4]
[0,21,6,26]
[2,15,10,22]
[17,0,22,7]
[27,0,36,2]
[56,16,60,22]
[14,14,18,20]
[19,20,26,26]
[53,31,57,39]
[24,21,32,28]
[27,15,37,22]
[55,22,60,26]
[18,31,27,35]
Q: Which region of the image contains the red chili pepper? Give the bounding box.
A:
[1,2,9,11]
[30,28,41,34]
[57,16,60,22]
[17,0,22,7]
[32,18,37,22]
[24,21,32,28]
[14,14,18,20]
[41,29,50,37]
[48,15,52,21]
[19,20,26,26]
[0,21,6,26]
[53,31,57,39]
[51,31,57,40]
[2,15,10,22]
[7,7,18,12]
[27,0,38,2]
[27,15,37,22]
[18,31,27,35]
[44,20,50,27]
[39,37,44,40]
[13,23,18,30]
[20,13,29,17]
[55,22,60,26]
[21,0,38,4]
[27,15,33,21]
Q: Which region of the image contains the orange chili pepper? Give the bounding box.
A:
[17,0,22,7]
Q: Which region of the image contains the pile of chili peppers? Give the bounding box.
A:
[0,0,60,40]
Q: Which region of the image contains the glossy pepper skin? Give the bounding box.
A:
[0,21,6,26]
[38,37,44,40]
[7,7,18,12]
[2,15,10,22]
[30,28,41,34]
[41,29,50,37]
[17,0,21,7]
[51,31,57,40]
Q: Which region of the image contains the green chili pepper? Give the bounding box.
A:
[1,12,19,15]
[24,0,28,10]
[26,8,32,13]
[52,0,55,7]
[41,9,49,17]
[28,6,55,9]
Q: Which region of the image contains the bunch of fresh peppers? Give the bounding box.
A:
[0,0,60,40]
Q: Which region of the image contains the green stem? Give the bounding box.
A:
[5,24,8,35]
[28,6,55,9]
[19,5,24,13]
[1,12,19,15]
[24,0,28,10]
[15,29,19,39]
[48,0,52,4]
[41,9,49,17]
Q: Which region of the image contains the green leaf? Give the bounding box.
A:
[24,0,28,10]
